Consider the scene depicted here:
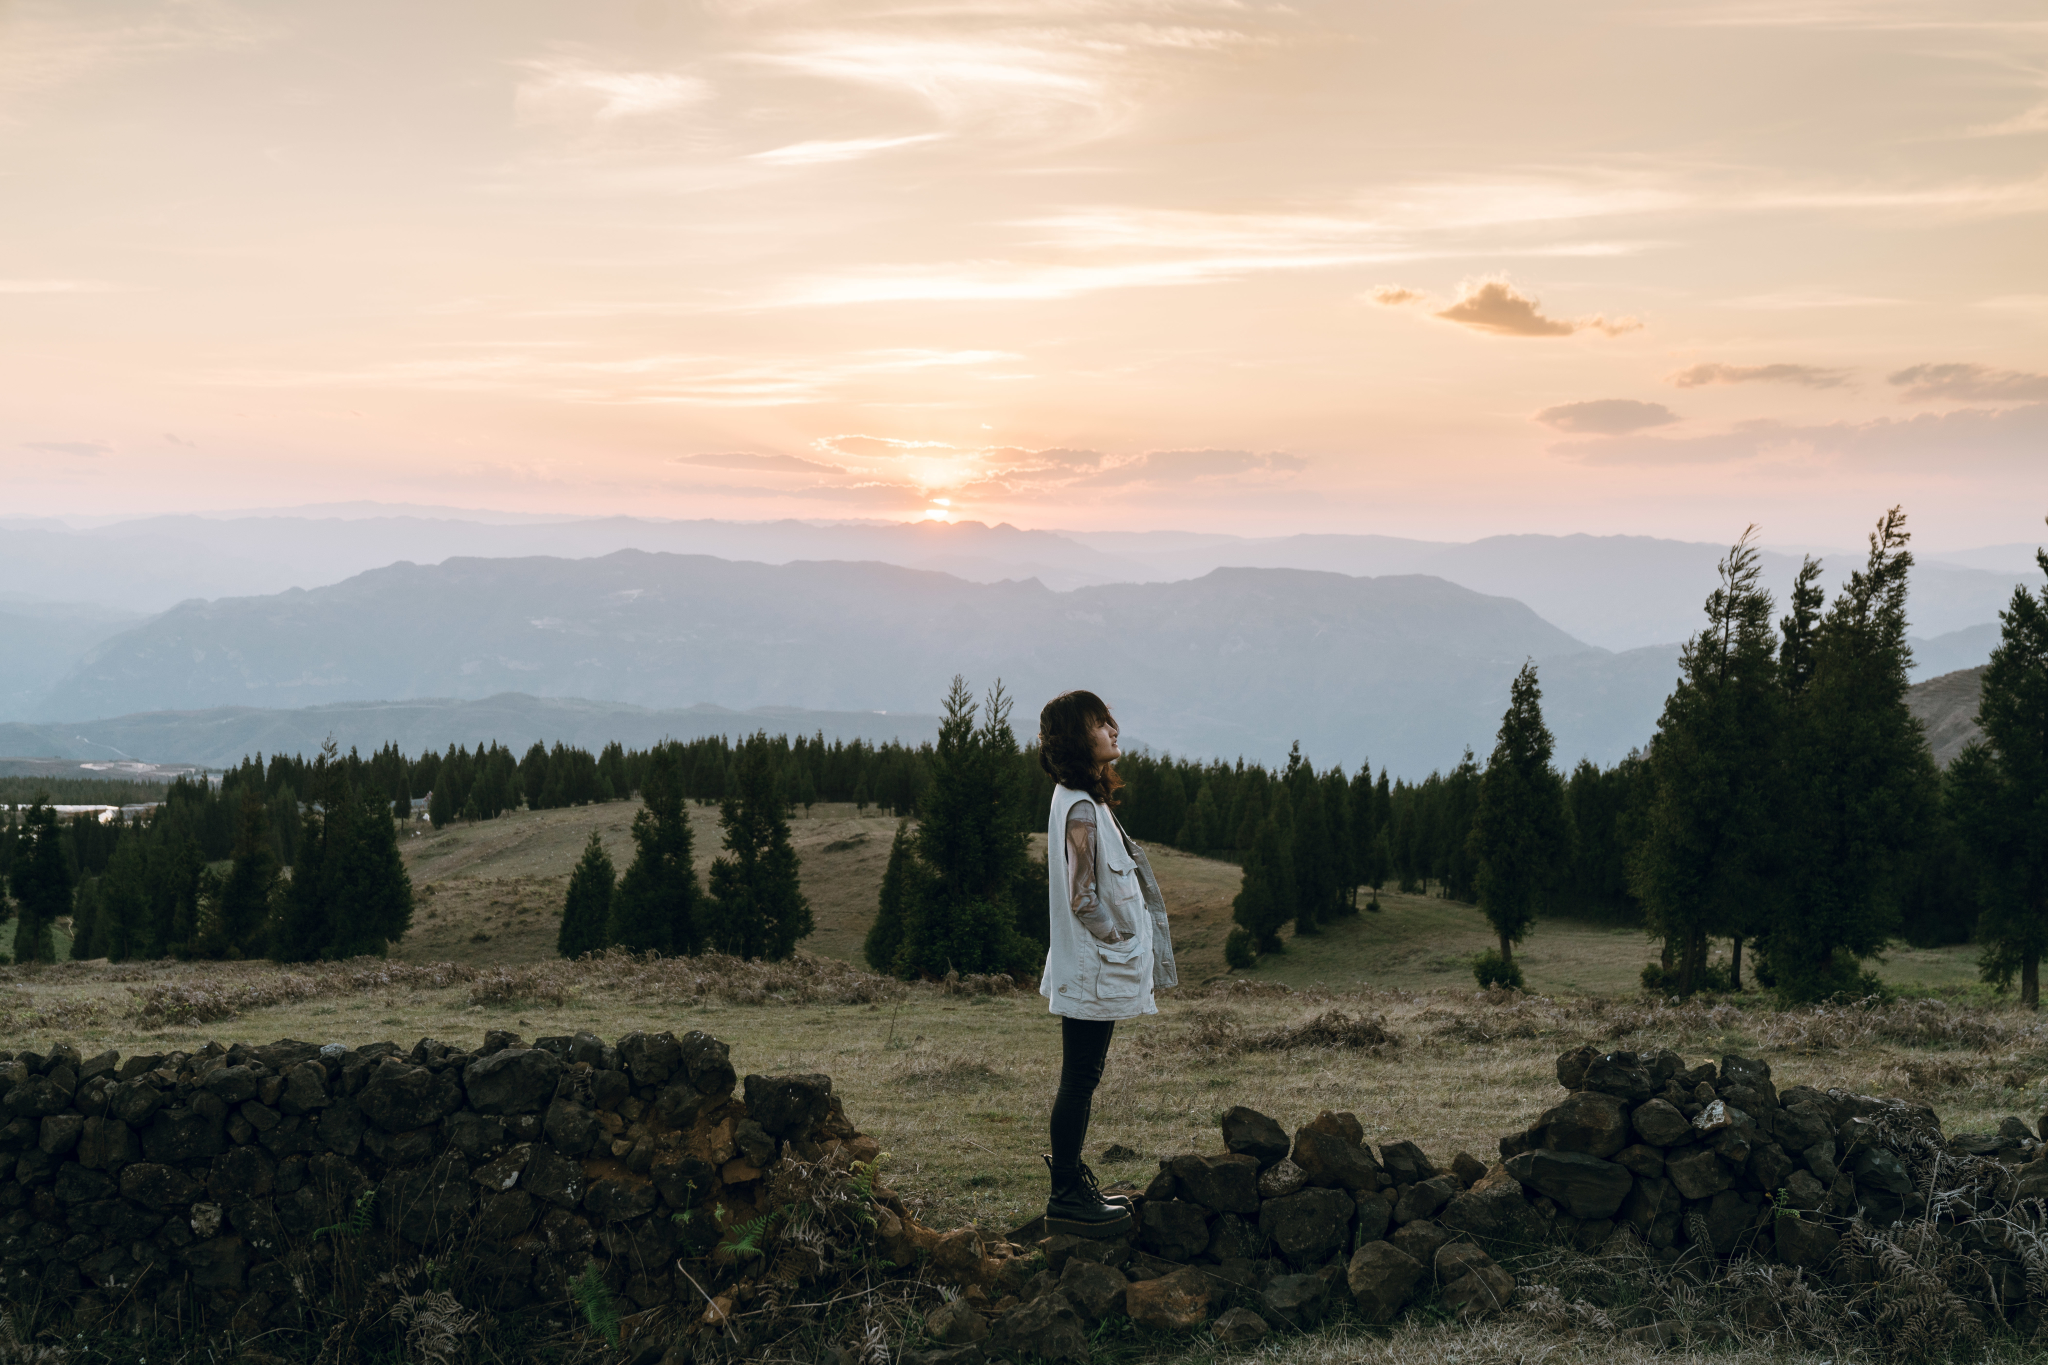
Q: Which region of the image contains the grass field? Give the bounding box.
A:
[4,800,2036,1365]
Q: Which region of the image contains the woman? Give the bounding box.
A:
[1036,690,1176,1238]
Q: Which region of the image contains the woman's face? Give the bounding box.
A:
[1089,714,1121,766]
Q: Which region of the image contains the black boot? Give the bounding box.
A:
[1044,1154,1132,1238]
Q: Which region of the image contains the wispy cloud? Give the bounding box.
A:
[1431,278,1640,338]
[1554,402,2048,467]
[750,133,944,166]
[1534,399,1678,434]
[515,62,711,124]
[672,451,844,473]
[1888,362,2048,402]
[1668,362,1852,389]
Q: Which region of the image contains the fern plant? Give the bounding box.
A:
[721,1205,790,1261]
[569,1261,621,1347]
[313,1189,376,1240]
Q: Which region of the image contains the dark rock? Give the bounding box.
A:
[1259,1186,1354,1266]
[443,1108,505,1160]
[1211,1305,1269,1345]
[1256,1156,1306,1199]
[202,1066,261,1106]
[78,1050,118,1082]
[744,1073,833,1141]
[1139,1198,1211,1261]
[1781,1169,1826,1211]
[1261,1271,1329,1328]
[316,1097,368,1157]
[542,1098,600,1155]
[471,1143,532,1194]
[278,1062,330,1116]
[568,1032,606,1069]
[463,1048,563,1116]
[1170,1153,1259,1214]
[1698,1190,1758,1254]
[209,1147,276,1201]
[1206,1212,1260,1261]
[1346,1241,1423,1323]
[734,1118,775,1167]
[590,1069,631,1113]
[586,1177,658,1222]
[1719,1054,1770,1088]
[1776,1215,1839,1267]
[1749,1142,1794,1192]
[525,1144,585,1208]
[1354,1191,1393,1244]
[1851,1146,1912,1195]
[1377,1140,1436,1185]
[1540,1091,1631,1158]
[144,1106,224,1164]
[1620,1176,1676,1237]
[1581,1052,1653,1105]
[1124,1264,1216,1331]
[1451,1152,1489,1188]
[478,1189,535,1240]
[617,1031,683,1087]
[1293,1127,1382,1192]
[1440,1172,1548,1254]
[239,1100,281,1132]
[357,1060,462,1132]
[480,1031,522,1057]
[1059,1257,1128,1319]
[995,1292,1088,1360]
[651,1155,715,1208]
[383,1151,472,1243]
[37,1114,83,1157]
[651,1078,707,1129]
[1615,1145,1665,1180]
[75,1117,136,1171]
[679,1031,736,1096]
[1388,1217,1451,1271]
[1394,1175,1458,1224]
[118,1162,202,1210]
[106,1079,165,1128]
[53,1164,116,1203]
[1556,1045,1598,1091]
[363,1125,437,1167]
[1665,1148,1735,1200]
[180,1235,247,1291]
[1220,1106,1291,1168]
[1504,1150,1631,1219]
[5,1077,74,1118]
[1438,1253,1514,1320]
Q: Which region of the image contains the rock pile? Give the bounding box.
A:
[0,1029,938,1351]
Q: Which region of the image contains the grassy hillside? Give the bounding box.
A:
[393,800,1986,996]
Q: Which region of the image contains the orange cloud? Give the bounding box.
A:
[1888,362,2048,402]
[1434,278,1639,338]
[1369,285,1423,306]
[1668,362,1850,389]
[1533,399,1678,434]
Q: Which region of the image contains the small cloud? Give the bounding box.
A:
[1888,362,2048,403]
[163,432,197,447]
[1668,362,1851,390]
[1369,285,1424,306]
[672,451,844,473]
[1533,399,1680,435]
[23,440,112,457]
[1090,448,1306,485]
[750,133,943,166]
[1433,278,1638,338]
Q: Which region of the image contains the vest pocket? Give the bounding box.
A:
[1093,939,1146,1002]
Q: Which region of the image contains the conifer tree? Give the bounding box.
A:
[1949,531,2048,1006]
[1470,663,1568,971]
[6,799,67,963]
[215,790,280,958]
[610,745,701,955]
[273,752,413,961]
[1232,811,1296,953]
[1363,829,1392,908]
[704,736,813,960]
[1629,532,1781,994]
[1289,783,1338,935]
[1347,763,1378,907]
[1177,784,1221,853]
[557,830,616,958]
[70,876,100,962]
[889,677,1034,978]
[864,821,920,972]
[1764,508,1940,1000]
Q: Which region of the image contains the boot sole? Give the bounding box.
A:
[1044,1208,1133,1239]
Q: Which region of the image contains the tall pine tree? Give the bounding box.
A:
[1764,508,1940,1000]
[863,821,923,972]
[273,750,414,961]
[889,677,1034,978]
[1232,811,1296,953]
[610,745,701,955]
[1629,532,1781,994]
[1949,531,2048,1006]
[557,831,616,958]
[1470,663,1568,971]
[704,736,814,960]
[6,800,68,963]
[214,790,280,958]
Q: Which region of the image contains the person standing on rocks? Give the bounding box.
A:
[1036,690,1177,1237]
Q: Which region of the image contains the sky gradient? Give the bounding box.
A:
[3,0,2046,548]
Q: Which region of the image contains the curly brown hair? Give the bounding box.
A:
[1037,690,1123,805]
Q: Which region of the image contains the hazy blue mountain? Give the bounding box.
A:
[35,554,1678,776]
[6,511,2030,652]
[0,695,943,769]
[0,599,149,718]
[1907,624,1999,681]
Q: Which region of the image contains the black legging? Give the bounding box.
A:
[1049,1016,1116,1168]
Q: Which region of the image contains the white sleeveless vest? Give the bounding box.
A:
[1040,783,1178,1019]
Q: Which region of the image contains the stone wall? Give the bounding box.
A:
[6,1033,2046,1362]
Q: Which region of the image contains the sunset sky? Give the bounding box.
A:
[3,0,2046,548]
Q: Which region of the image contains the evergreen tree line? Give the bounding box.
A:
[555,734,813,963]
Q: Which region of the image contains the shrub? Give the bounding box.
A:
[1471,948,1525,990]
[1223,926,1258,970]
